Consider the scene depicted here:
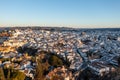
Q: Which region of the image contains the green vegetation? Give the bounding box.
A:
[0,68,5,80]
[51,75,64,80]
[35,59,44,80]
[10,71,25,80]
[35,58,50,80]
[0,67,25,80]
[17,46,37,56]
[48,55,63,67]
[35,51,68,80]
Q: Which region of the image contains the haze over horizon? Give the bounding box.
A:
[0,0,120,28]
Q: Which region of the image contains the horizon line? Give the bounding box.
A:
[0,26,120,29]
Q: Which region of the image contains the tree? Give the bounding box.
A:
[0,68,5,80]
[48,55,63,67]
[51,75,64,80]
[7,68,10,79]
[35,59,44,80]
[3,67,25,80]
[12,71,25,80]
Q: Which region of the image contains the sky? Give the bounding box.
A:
[0,0,120,28]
